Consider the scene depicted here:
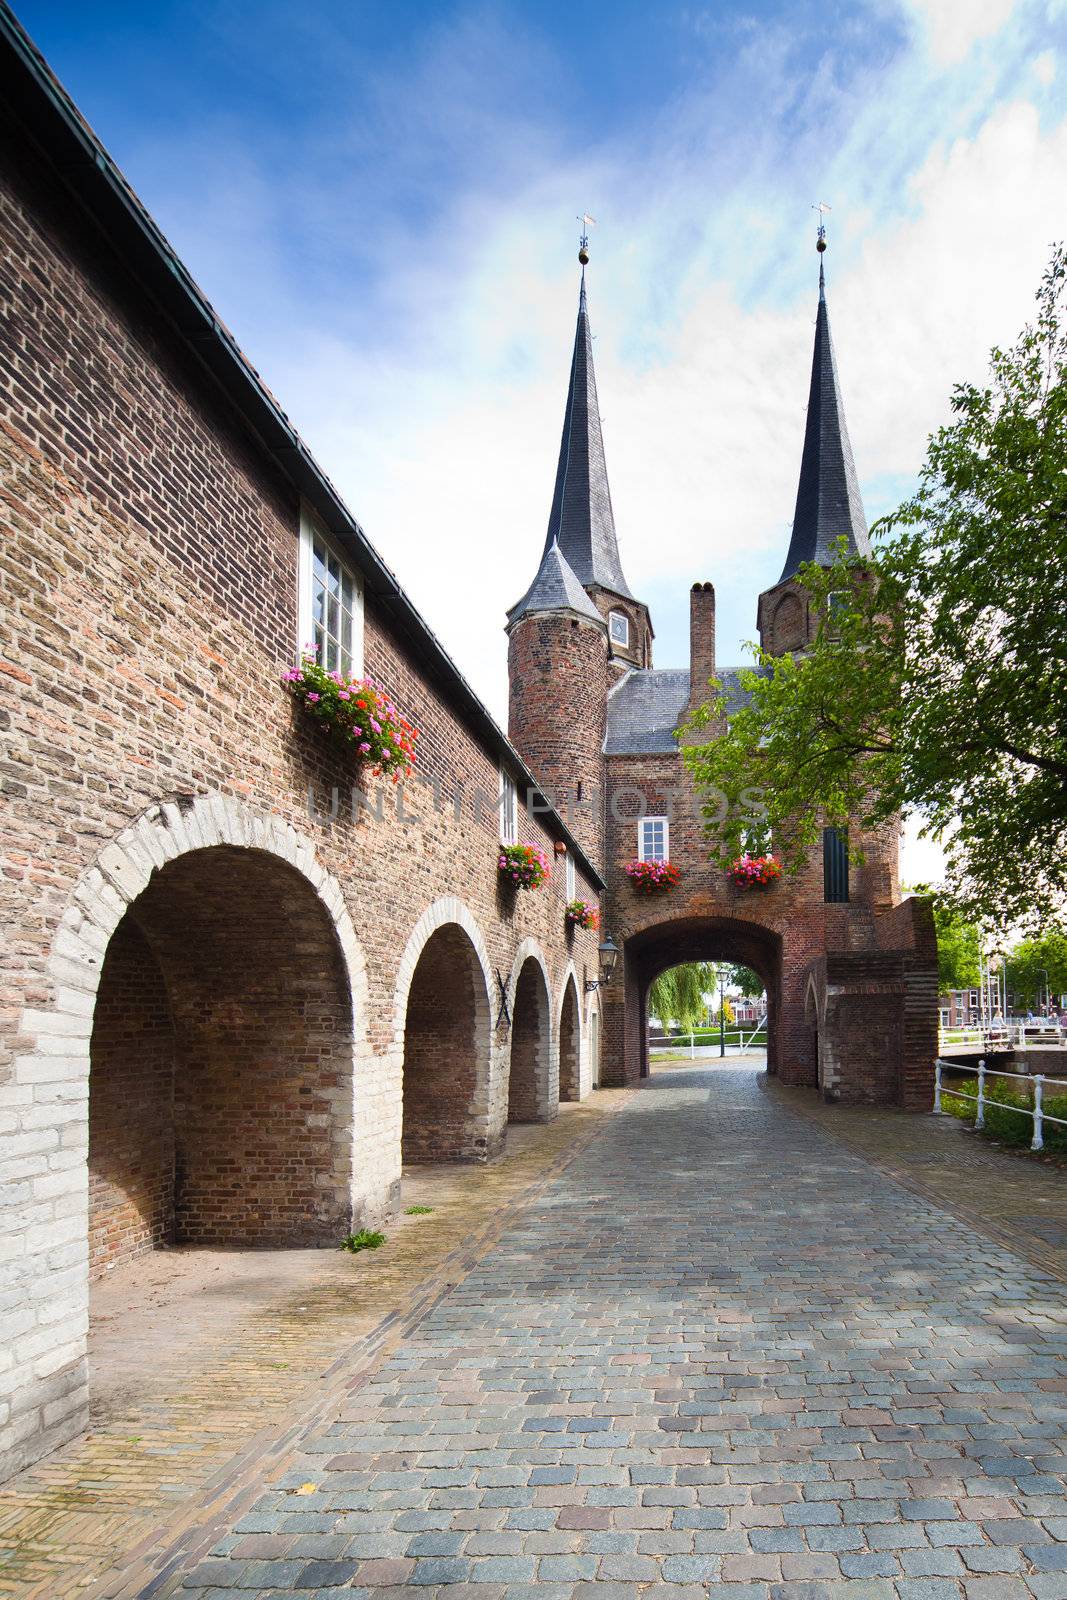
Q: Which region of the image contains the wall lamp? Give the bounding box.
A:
[585,935,619,993]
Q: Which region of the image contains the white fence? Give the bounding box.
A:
[649,1024,767,1059]
[938,1023,1065,1053]
[934,1058,1067,1152]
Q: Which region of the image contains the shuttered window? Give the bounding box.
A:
[823,826,849,903]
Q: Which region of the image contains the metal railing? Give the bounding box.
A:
[934,1058,1067,1152]
[649,1024,767,1059]
[937,1023,1065,1053]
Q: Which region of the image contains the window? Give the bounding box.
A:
[826,590,849,642]
[822,826,849,903]
[565,850,576,901]
[609,610,630,648]
[299,508,363,677]
[499,769,517,845]
[638,815,669,862]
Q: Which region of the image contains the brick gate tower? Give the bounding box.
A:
[507,235,937,1108]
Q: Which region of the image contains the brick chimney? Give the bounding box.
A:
[688,582,716,710]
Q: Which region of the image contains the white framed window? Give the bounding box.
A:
[565,850,576,901]
[609,610,630,648]
[298,506,364,677]
[637,815,669,862]
[499,769,518,845]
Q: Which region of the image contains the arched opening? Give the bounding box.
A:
[623,915,782,1082]
[88,845,354,1274]
[558,978,581,1101]
[805,976,823,1093]
[507,957,552,1123]
[402,923,491,1162]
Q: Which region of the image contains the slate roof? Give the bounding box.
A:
[778,259,871,582]
[604,667,755,754]
[541,275,634,599]
[507,540,604,627]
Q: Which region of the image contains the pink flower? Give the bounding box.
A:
[338,690,350,700]
[352,726,362,736]
[307,692,320,703]
[359,741,371,753]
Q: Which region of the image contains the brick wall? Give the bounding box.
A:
[507,958,551,1124]
[0,142,601,1480]
[558,979,580,1101]
[88,919,175,1276]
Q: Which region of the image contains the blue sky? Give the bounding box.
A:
[15,0,1067,778]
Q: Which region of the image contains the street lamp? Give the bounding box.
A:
[719,968,726,1059]
[585,935,619,994]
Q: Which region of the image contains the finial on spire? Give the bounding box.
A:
[577,212,596,267]
[812,201,830,298]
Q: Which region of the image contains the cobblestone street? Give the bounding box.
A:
[166,1062,1067,1600]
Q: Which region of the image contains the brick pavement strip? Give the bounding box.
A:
[9,1062,1067,1599]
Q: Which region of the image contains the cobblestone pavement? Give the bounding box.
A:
[164,1062,1067,1600]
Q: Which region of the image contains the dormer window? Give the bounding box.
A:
[609,610,630,648]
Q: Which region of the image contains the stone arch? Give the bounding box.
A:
[8,792,372,1474]
[507,942,553,1125]
[558,969,583,1102]
[394,897,494,1163]
[805,967,829,1095]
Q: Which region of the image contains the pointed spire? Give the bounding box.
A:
[507,539,605,627]
[541,263,634,599]
[778,230,871,583]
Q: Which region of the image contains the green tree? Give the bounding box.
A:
[648,963,716,1031]
[681,246,1067,933]
[911,893,983,991]
[725,963,764,998]
[1005,928,1067,1009]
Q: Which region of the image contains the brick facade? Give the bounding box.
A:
[0,69,603,1481]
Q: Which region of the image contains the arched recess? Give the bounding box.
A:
[558,973,582,1102]
[805,968,828,1096]
[40,796,370,1268]
[394,897,494,1163]
[508,956,553,1124]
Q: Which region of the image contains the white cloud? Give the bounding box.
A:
[904,0,1017,65]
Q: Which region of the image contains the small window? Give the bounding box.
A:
[822,826,849,903]
[499,770,517,845]
[565,851,576,901]
[826,590,849,641]
[638,815,669,862]
[609,610,630,647]
[299,508,364,677]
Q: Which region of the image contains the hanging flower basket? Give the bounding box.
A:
[727,854,782,890]
[283,651,417,780]
[498,842,550,890]
[624,859,680,894]
[565,900,600,932]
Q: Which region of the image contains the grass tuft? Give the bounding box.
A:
[340,1229,386,1252]
[404,1204,434,1215]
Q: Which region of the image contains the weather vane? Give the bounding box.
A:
[577,213,596,265]
[812,200,831,253]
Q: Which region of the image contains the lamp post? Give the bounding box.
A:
[719,968,726,1059]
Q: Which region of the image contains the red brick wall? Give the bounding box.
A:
[88,919,175,1276]
[507,612,608,865]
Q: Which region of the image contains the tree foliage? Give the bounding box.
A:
[647,963,715,1030]
[1005,928,1067,1008]
[725,963,764,998]
[910,892,983,991]
[681,246,1067,933]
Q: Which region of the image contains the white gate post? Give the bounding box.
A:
[976,1058,986,1129]
[689,1032,694,1060]
[933,1060,942,1114]
[1032,1075,1044,1152]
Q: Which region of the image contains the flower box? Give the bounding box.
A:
[727,854,782,890]
[565,900,599,931]
[498,842,550,890]
[284,651,417,780]
[624,859,680,894]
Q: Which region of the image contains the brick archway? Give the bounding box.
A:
[507,954,553,1125]
[8,793,371,1475]
[558,973,582,1101]
[620,914,782,1082]
[395,898,494,1163]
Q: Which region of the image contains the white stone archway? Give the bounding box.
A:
[557,962,585,1102]
[392,896,496,1166]
[1,792,372,1484]
[504,938,555,1127]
